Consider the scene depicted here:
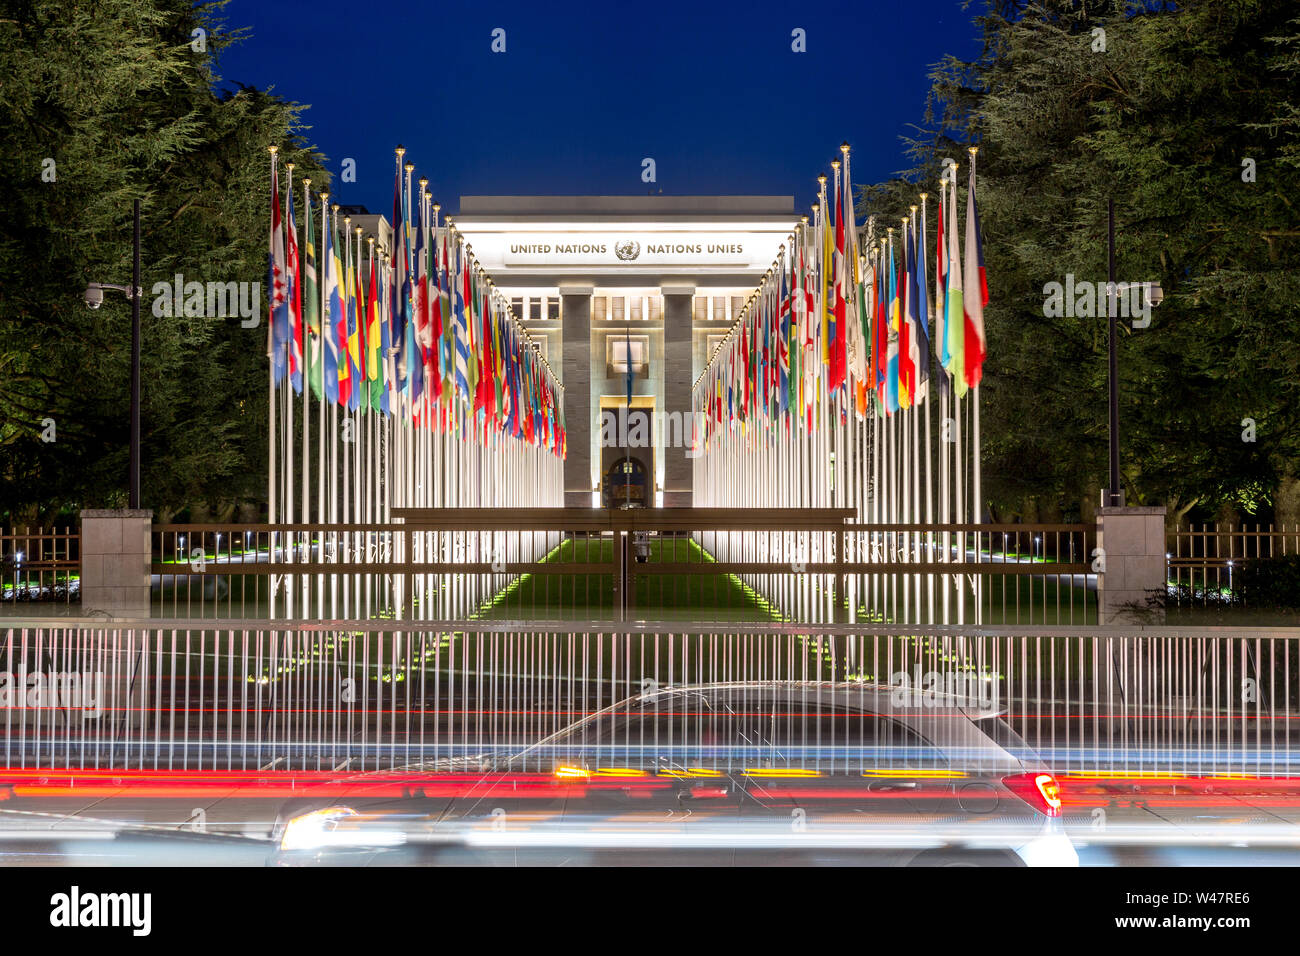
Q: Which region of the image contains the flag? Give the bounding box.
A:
[453,242,471,404]
[406,197,424,402]
[439,230,454,396]
[322,207,340,406]
[336,218,352,410]
[964,154,988,389]
[777,250,791,416]
[366,249,383,412]
[874,243,888,408]
[426,213,442,399]
[944,177,966,397]
[267,155,289,384]
[284,177,303,394]
[302,190,322,399]
[346,237,362,411]
[906,219,927,407]
[828,163,849,392]
[391,163,409,393]
[935,181,947,388]
[885,240,900,414]
[897,223,915,409]
[800,231,817,416]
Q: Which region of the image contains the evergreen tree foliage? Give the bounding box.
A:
[0,0,330,523]
[857,0,1300,524]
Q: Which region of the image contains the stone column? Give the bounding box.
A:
[1096,505,1167,624]
[560,286,593,508]
[661,286,695,507]
[79,508,153,618]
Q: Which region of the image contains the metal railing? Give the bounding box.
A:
[2,619,1295,778]
[1167,523,1300,608]
[150,512,1097,626]
[1,527,79,605]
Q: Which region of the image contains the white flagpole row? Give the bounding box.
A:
[689,146,986,630]
[266,153,565,624]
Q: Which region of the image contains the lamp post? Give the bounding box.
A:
[1106,198,1121,507]
[130,198,141,509]
[1104,199,1163,509]
[84,198,143,509]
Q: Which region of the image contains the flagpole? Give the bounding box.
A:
[301,175,313,618]
[317,190,328,619]
[267,145,279,620]
[283,161,297,620]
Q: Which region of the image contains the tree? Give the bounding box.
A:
[859,0,1300,524]
[0,0,330,524]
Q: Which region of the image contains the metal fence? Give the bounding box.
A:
[2,619,1295,778]
[149,511,1097,626]
[1,527,78,605]
[1167,523,1300,608]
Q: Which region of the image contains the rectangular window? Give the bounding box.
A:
[547,297,561,321]
[592,296,607,322]
[693,296,707,323]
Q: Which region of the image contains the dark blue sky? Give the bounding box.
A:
[216,0,984,215]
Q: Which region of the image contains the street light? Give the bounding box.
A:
[84,198,143,509]
[1105,197,1163,507]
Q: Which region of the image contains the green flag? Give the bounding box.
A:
[303,195,322,398]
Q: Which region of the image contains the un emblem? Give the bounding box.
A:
[615,240,641,261]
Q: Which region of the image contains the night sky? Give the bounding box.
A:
[215,0,984,215]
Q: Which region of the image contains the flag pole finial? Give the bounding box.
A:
[968,145,979,156]
[268,145,278,155]
[831,160,840,171]
[817,175,826,186]
[919,192,928,202]
[395,145,406,157]
[303,177,312,188]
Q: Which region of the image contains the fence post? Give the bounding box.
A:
[78,509,153,618]
[1096,504,1167,625]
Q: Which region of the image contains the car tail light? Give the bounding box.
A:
[1002,772,1062,817]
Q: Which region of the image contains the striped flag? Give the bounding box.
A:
[322,206,340,406]
[964,153,988,389]
[453,241,471,404]
[284,176,303,394]
[944,175,966,398]
[267,155,289,384]
[302,190,321,399]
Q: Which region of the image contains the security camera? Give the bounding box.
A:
[84,283,104,309]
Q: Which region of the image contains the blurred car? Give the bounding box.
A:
[272,681,1077,867]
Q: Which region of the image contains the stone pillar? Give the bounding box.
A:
[1096,505,1167,624]
[560,286,593,508]
[79,509,153,617]
[661,286,695,507]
